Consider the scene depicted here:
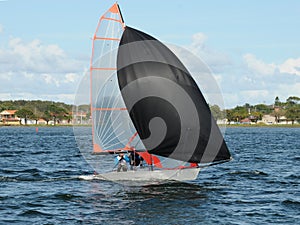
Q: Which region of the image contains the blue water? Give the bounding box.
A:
[0,126,299,224]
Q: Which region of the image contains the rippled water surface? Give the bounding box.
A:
[0,126,299,224]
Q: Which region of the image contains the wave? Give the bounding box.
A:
[229,170,268,176]
[282,199,300,208]
[18,209,52,217]
[0,175,79,182]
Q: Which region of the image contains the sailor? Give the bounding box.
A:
[129,151,141,170]
[116,153,129,172]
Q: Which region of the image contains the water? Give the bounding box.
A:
[0,126,299,224]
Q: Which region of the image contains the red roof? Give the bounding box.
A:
[0,110,18,115]
[240,118,251,123]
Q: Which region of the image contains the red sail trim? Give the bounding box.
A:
[101,16,123,23]
[94,37,121,41]
[93,143,104,153]
[138,152,162,168]
[125,132,138,149]
[108,3,119,13]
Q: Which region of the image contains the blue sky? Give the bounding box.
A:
[0,0,300,108]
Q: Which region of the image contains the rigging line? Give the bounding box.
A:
[104,137,129,150]
[100,122,124,145]
[102,133,127,150]
[100,94,135,148]
[97,80,121,139]
[104,140,129,151]
[109,20,115,67]
[98,95,125,141]
[95,78,109,142]
[104,135,126,150]
[99,120,125,149]
[133,135,143,149]
[198,159,232,169]
[97,92,116,139]
[99,113,123,143]
[97,15,115,65]
[101,129,125,150]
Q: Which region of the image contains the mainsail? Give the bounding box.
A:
[90,4,126,153]
[117,27,231,164]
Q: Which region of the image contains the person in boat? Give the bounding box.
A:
[129,151,141,170]
[115,153,129,172]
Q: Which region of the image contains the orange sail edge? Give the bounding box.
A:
[104,3,125,28]
[109,3,119,13]
[93,143,104,153]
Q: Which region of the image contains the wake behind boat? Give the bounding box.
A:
[75,3,231,184]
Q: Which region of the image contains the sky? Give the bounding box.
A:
[0,0,300,108]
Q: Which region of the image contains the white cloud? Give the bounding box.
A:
[0,37,87,103]
[169,36,300,108]
[279,58,300,76]
[243,53,276,75]
[1,31,299,108]
[0,71,13,80]
[277,82,300,98]
[22,71,34,79]
[42,73,60,87]
[2,38,83,73]
[185,32,231,73]
[64,73,79,83]
[190,33,207,50]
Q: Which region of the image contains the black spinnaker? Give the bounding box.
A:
[117,26,231,164]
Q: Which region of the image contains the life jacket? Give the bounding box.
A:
[117,156,127,165]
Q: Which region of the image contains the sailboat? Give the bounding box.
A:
[78,3,231,183]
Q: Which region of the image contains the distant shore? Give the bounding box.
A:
[1,124,300,128]
[220,123,300,128]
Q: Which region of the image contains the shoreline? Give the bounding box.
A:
[219,123,300,128]
[1,124,299,128]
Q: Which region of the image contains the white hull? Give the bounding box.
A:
[79,167,200,184]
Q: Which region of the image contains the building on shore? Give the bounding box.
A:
[0,110,20,125]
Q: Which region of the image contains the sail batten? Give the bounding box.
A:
[94,37,121,41]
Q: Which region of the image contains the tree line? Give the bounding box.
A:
[0,100,75,125]
[1,96,299,125]
[210,96,300,124]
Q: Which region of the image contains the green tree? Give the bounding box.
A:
[285,105,300,124]
[210,105,225,121]
[285,96,300,124]
[225,109,235,124]
[232,106,248,122]
[274,96,281,106]
[43,111,52,125]
[47,104,68,125]
[15,108,34,125]
[254,104,272,114]
[272,108,285,123]
[286,96,300,105]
